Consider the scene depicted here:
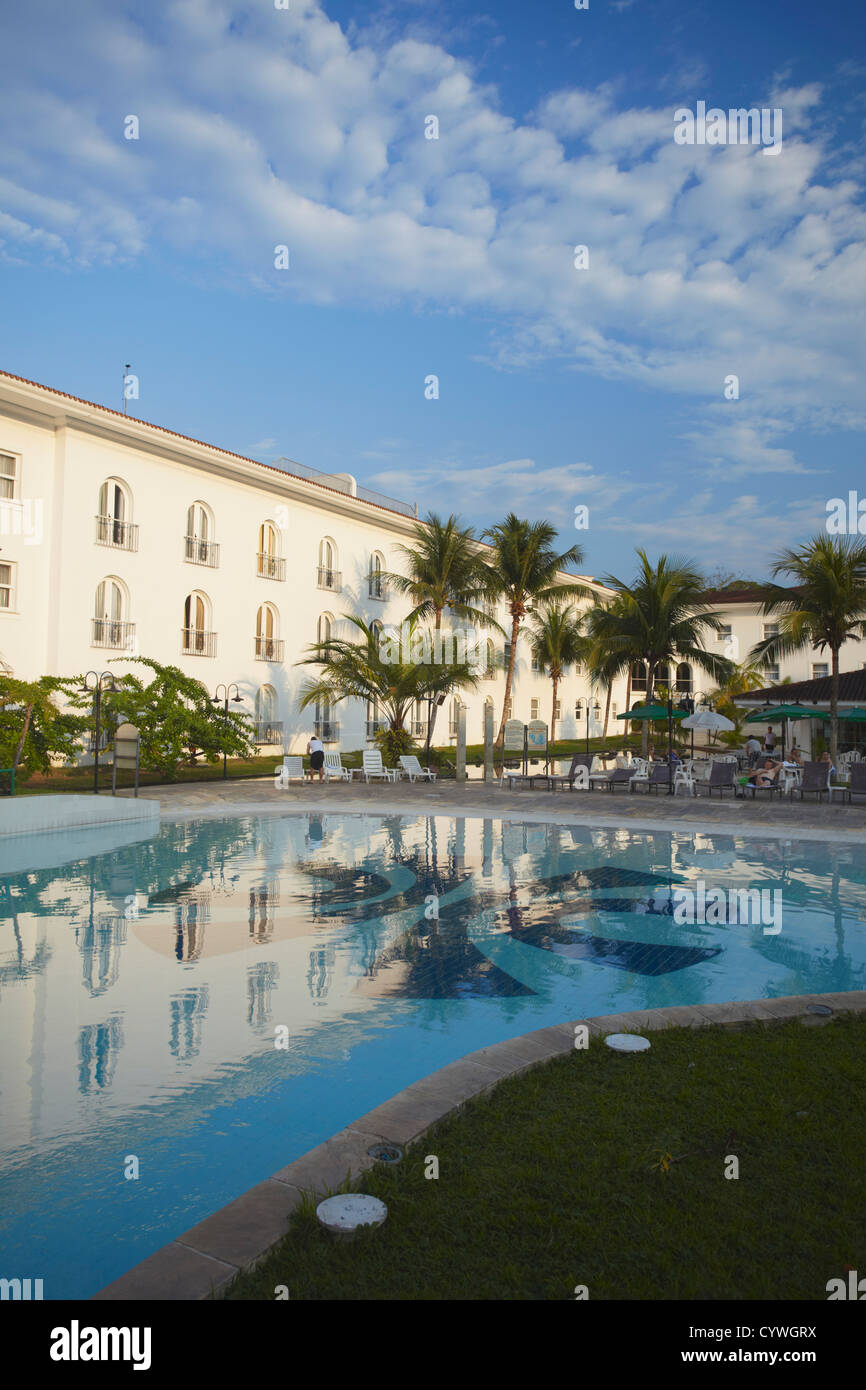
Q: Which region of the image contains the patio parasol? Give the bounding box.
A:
[743,704,826,761]
[681,708,735,759]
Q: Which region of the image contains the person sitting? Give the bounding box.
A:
[787,745,803,766]
[819,749,836,777]
[745,735,762,766]
[748,758,783,788]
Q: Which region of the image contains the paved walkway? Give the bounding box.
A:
[129,775,866,839]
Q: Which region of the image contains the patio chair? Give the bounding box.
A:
[696,761,736,797]
[545,753,594,791]
[274,755,305,788]
[323,751,352,782]
[673,759,696,796]
[399,755,437,783]
[599,765,637,792]
[633,763,671,794]
[846,763,866,803]
[796,761,831,802]
[362,749,398,782]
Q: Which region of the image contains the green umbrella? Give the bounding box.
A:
[743,704,827,759]
[812,708,866,721]
[616,704,688,721]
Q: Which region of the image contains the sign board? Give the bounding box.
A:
[527,720,548,753]
[503,718,525,752]
[113,723,140,768]
[113,722,140,797]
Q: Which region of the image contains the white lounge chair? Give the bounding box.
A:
[274,755,305,787]
[399,755,437,782]
[323,751,352,782]
[362,749,398,782]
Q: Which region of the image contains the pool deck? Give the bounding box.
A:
[92,989,866,1302]
[127,774,866,841]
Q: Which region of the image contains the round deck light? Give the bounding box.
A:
[367,1143,403,1164]
[605,1033,651,1053]
[806,1003,833,1016]
[316,1194,388,1239]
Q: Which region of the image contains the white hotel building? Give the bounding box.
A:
[1,368,864,757]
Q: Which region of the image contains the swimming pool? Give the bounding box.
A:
[1,811,864,1298]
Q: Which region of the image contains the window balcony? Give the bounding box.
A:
[185,535,220,567]
[411,719,426,737]
[95,515,138,551]
[181,628,217,657]
[91,618,135,650]
[255,635,285,662]
[366,719,387,738]
[314,719,340,743]
[317,566,341,592]
[482,665,497,680]
[254,721,284,745]
[367,579,388,601]
[257,552,286,581]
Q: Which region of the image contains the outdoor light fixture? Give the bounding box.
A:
[81,670,116,795]
[213,683,243,779]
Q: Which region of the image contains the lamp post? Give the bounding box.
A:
[81,671,116,795]
[667,689,675,795]
[212,683,243,779]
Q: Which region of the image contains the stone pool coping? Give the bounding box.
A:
[92,988,866,1302]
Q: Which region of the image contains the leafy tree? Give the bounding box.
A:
[385,512,499,754]
[748,534,866,762]
[589,551,733,754]
[527,601,586,742]
[0,675,87,782]
[295,614,480,745]
[56,658,255,780]
[481,514,587,744]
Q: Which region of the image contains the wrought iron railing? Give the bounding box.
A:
[92,618,135,649]
[257,553,286,581]
[255,636,285,662]
[181,628,217,657]
[95,515,138,551]
[314,720,340,742]
[254,721,284,744]
[317,566,341,591]
[185,535,220,567]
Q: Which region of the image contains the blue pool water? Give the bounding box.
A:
[1,811,864,1298]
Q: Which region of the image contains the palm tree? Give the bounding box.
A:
[385,513,499,754]
[527,601,586,742]
[748,535,866,763]
[589,551,733,755]
[295,614,480,753]
[482,514,587,744]
[584,592,645,750]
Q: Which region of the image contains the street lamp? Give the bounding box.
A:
[212,683,243,779]
[81,671,116,795]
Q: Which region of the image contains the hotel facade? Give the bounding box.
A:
[2,369,864,757]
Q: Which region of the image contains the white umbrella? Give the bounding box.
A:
[681,709,735,757]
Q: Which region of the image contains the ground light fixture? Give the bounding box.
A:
[605,1034,651,1052]
[211,682,244,779]
[316,1193,388,1240]
[368,1143,403,1163]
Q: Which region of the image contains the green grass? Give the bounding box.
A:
[225,1014,865,1301]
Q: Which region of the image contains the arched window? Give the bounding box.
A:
[254,685,280,744]
[92,577,131,649]
[317,538,340,591]
[182,591,215,656]
[450,695,463,736]
[257,522,284,580]
[96,478,136,550]
[656,664,670,689]
[368,551,386,600]
[366,696,382,738]
[317,613,333,646]
[256,604,282,661]
[631,662,648,693]
[484,638,495,677]
[676,663,693,693]
[186,502,218,566]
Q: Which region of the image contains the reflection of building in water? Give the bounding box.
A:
[77,1014,124,1092]
[247,960,279,1028]
[307,945,336,1002]
[169,985,210,1061]
[248,881,280,944]
[75,915,128,996]
[172,898,210,962]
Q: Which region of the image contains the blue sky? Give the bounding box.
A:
[1,0,864,580]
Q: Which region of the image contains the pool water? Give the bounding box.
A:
[1,811,864,1298]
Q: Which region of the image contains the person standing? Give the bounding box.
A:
[763,726,776,754]
[745,735,762,766]
[307,733,325,781]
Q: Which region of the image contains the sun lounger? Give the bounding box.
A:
[274,755,304,787]
[399,755,437,782]
[323,751,352,782]
[796,761,831,802]
[362,750,398,782]
[696,761,736,797]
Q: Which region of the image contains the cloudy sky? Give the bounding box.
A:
[1,0,864,579]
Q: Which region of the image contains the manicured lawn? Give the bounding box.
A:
[225,1014,864,1300]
